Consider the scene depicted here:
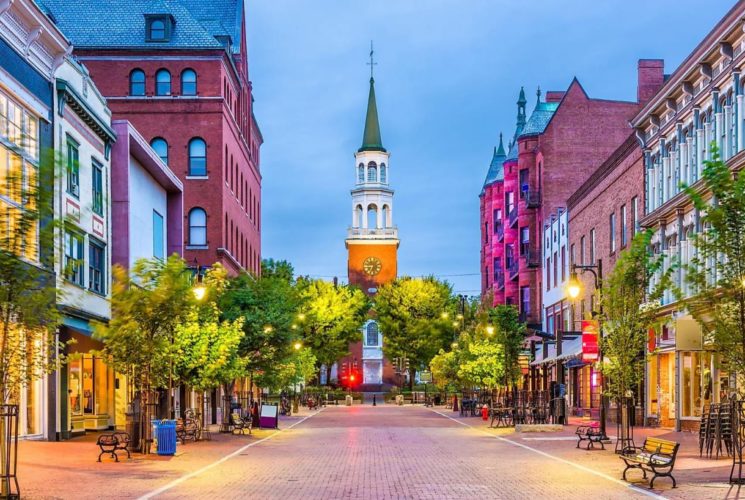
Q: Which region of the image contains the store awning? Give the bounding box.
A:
[530,335,583,366]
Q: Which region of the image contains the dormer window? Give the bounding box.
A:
[145,15,174,42]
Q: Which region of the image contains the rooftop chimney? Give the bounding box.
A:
[637,59,665,105]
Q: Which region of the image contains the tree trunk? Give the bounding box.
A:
[326,364,332,386]
[409,367,416,391]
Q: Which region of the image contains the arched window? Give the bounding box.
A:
[367,162,377,182]
[366,322,379,346]
[150,19,166,40]
[181,69,197,95]
[380,163,387,183]
[155,69,171,96]
[381,205,389,228]
[355,204,363,228]
[357,164,364,183]
[150,137,168,164]
[188,208,207,246]
[188,138,207,176]
[129,69,145,96]
[367,204,378,229]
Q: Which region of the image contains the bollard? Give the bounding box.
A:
[481,404,489,421]
[373,394,377,406]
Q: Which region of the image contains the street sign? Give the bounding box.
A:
[581,320,599,362]
[420,371,432,383]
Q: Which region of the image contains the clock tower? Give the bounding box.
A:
[343,63,398,389]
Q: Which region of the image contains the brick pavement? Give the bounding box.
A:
[19,404,737,499]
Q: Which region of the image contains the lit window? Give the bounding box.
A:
[366,322,379,346]
[129,69,145,96]
[188,207,207,246]
[155,69,171,96]
[181,69,197,96]
[150,137,168,165]
[188,138,207,176]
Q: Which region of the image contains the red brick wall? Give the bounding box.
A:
[77,48,261,276]
[567,137,644,310]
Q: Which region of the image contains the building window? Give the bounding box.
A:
[553,251,558,286]
[367,162,377,182]
[64,230,84,286]
[631,197,639,236]
[570,243,575,267]
[590,229,596,264]
[88,240,105,295]
[506,191,515,213]
[155,69,171,96]
[561,246,566,282]
[580,236,585,265]
[357,164,364,183]
[520,227,529,255]
[493,209,502,231]
[520,286,530,318]
[149,137,168,164]
[366,322,379,346]
[546,257,551,290]
[66,139,80,197]
[620,205,627,247]
[146,17,171,42]
[609,213,616,253]
[188,208,207,246]
[188,138,207,176]
[92,161,103,216]
[380,164,387,183]
[129,69,145,96]
[153,210,164,260]
[181,69,197,96]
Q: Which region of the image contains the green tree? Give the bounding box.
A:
[220,259,301,393]
[174,265,245,424]
[297,279,369,384]
[683,144,745,379]
[485,304,526,389]
[598,230,669,404]
[95,255,194,452]
[429,349,459,390]
[375,276,455,388]
[457,340,504,389]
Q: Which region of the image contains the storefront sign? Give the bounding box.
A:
[518,351,531,374]
[581,320,599,362]
[674,318,703,351]
[419,371,432,383]
[648,328,656,353]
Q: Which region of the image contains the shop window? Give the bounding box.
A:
[64,230,84,286]
[68,355,111,417]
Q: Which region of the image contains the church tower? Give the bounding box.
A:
[346,74,399,291]
[343,60,399,389]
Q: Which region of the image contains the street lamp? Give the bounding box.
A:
[294,341,302,350]
[568,262,608,441]
[441,312,449,319]
[486,325,495,336]
[263,326,273,334]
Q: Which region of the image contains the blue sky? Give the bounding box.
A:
[248,0,733,295]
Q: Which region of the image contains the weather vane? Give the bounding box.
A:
[367,40,377,80]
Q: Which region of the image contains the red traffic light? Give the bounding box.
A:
[350,374,356,382]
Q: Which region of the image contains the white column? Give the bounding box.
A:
[724,106,732,159]
[715,112,724,156]
[377,205,382,229]
[662,156,670,202]
[362,203,368,229]
[352,206,357,227]
[738,95,745,152]
[686,137,694,184]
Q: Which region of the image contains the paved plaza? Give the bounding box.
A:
[21,404,739,499]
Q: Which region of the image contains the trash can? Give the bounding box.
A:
[152,419,177,456]
[345,395,353,406]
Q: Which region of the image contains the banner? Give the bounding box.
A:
[581,320,599,362]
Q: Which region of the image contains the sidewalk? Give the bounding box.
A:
[19,408,317,500]
[441,406,738,498]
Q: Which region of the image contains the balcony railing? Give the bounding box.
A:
[521,246,541,268]
[508,207,518,228]
[522,189,541,209]
[507,258,519,280]
[494,270,505,290]
[495,222,504,242]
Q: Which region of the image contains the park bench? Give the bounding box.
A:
[621,437,679,489]
[324,395,338,406]
[576,424,605,450]
[176,418,199,444]
[96,431,131,462]
[231,412,252,435]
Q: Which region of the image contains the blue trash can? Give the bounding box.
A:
[152,419,177,456]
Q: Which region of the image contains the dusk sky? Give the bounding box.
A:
[248,0,733,295]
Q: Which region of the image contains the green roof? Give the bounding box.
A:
[359,77,385,152]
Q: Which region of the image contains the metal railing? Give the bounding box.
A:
[494,270,505,290]
[508,258,519,279]
[523,189,541,208]
[508,207,518,227]
[495,222,504,241]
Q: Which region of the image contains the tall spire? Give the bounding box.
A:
[496,132,505,156]
[516,87,527,129]
[359,44,385,153]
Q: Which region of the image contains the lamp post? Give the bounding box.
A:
[567,261,608,441]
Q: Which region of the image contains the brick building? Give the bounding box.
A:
[43,0,263,275]
[480,62,664,332]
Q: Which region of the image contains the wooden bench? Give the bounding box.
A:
[231,413,252,435]
[621,437,679,489]
[576,424,605,450]
[176,418,199,444]
[96,432,131,462]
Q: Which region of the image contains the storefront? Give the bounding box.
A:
[60,318,116,437]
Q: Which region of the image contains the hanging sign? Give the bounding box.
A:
[648,327,656,353]
[581,320,600,362]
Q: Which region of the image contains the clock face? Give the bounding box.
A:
[362,256,382,276]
